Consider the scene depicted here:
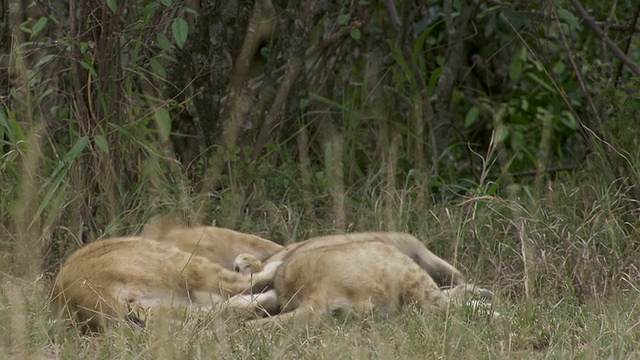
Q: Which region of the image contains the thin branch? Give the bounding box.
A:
[384,0,402,33]
[600,0,617,65]
[554,15,604,138]
[568,0,640,77]
[614,1,640,85]
[595,22,640,33]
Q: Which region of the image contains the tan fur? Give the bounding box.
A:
[52,237,281,331]
[143,219,283,271]
[233,253,265,274]
[265,232,464,287]
[249,241,449,327]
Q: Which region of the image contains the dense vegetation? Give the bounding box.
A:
[1,0,639,357]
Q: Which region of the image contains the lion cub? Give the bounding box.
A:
[143,219,282,271]
[242,232,464,287]
[52,237,281,331]
[247,241,451,327]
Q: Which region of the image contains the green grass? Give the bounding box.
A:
[1,282,639,359]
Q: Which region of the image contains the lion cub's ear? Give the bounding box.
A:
[142,215,182,240]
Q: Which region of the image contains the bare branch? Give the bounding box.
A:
[568,0,640,77]
[384,0,402,32]
[614,1,640,85]
[554,15,604,139]
[195,0,270,222]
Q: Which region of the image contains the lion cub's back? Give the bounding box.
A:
[274,241,439,314]
[269,232,463,287]
[145,225,283,269]
[57,236,196,280]
[52,237,218,329]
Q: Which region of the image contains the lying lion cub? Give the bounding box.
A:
[143,219,282,271]
[236,232,464,287]
[243,241,490,327]
[52,237,281,331]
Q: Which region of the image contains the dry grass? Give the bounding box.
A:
[1,281,639,359]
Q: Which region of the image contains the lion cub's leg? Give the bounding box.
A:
[222,289,279,317]
[181,256,281,298]
[248,294,330,327]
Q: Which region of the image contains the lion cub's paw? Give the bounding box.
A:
[442,284,500,317]
[233,253,264,275]
[442,284,493,302]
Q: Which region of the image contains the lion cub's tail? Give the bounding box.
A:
[405,236,465,287]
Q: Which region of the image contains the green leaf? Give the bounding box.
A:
[299,97,310,110]
[0,109,25,141]
[560,110,579,130]
[464,107,480,128]
[160,0,172,7]
[143,3,160,21]
[65,137,89,162]
[494,125,510,144]
[35,54,55,69]
[413,20,440,60]
[184,6,199,18]
[31,17,48,37]
[79,60,98,79]
[349,28,361,41]
[338,13,351,26]
[526,73,555,93]
[510,128,524,150]
[94,135,110,154]
[557,9,579,31]
[509,55,523,81]
[154,108,172,141]
[260,46,271,59]
[172,18,189,49]
[156,33,172,52]
[427,67,442,95]
[149,58,166,78]
[106,0,117,13]
[37,88,54,106]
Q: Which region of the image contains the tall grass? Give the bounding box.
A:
[2,148,639,358]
